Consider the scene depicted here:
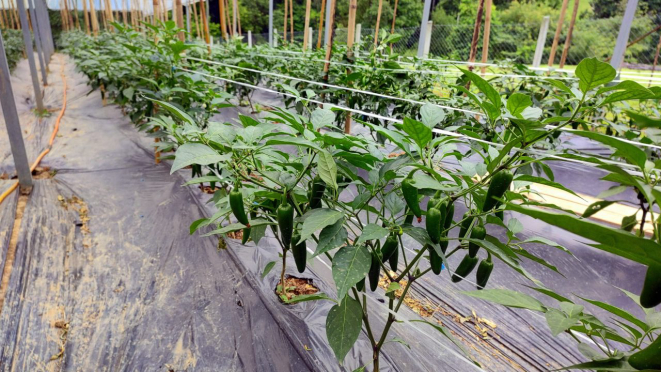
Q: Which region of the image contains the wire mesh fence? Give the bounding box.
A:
[237,15,661,69]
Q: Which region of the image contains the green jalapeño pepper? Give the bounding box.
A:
[468,224,487,258]
[291,233,307,273]
[230,189,250,227]
[402,178,422,222]
[277,203,294,249]
[452,254,479,283]
[476,255,494,290]
[483,170,513,212]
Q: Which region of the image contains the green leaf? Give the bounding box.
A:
[625,110,661,129]
[332,245,371,301]
[582,200,617,218]
[261,261,276,279]
[314,218,348,257]
[317,150,339,190]
[149,98,197,125]
[575,58,616,93]
[545,308,580,336]
[266,135,324,152]
[311,108,336,130]
[576,296,648,331]
[189,218,208,235]
[546,79,575,96]
[461,289,546,312]
[201,222,246,236]
[299,208,344,243]
[506,93,532,117]
[286,292,335,304]
[506,203,661,266]
[123,87,135,100]
[356,223,390,245]
[171,143,231,174]
[402,117,432,149]
[326,296,362,362]
[420,103,445,128]
[386,282,401,293]
[182,175,223,186]
[515,174,581,198]
[571,131,647,168]
[555,358,634,371]
[460,68,501,109]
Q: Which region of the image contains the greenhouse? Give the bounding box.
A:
[0,0,660,370]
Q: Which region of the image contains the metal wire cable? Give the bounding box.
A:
[185,57,661,152]
[179,67,645,173]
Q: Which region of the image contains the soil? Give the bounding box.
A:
[226,229,244,240]
[32,166,55,179]
[0,194,28,312]
[276,276,319,303]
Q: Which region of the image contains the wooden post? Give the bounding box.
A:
[176,0,184,40]
[288,0,293,42]
[302,0,311,50]
[548,0,569,67]
[152,0,159,25]
[467,0,485,70]
[373,0,382,46]
[345,0,356,134]
[480,0,492,75]
[10,0,19,30]
[316,0,326,49]
[649,34,661,88]
[122,0,128,24]
[559,0,579,68]
[89,0,99,35]
[283,0,288,43]
[219,0,227,40]
[199,0,211,53]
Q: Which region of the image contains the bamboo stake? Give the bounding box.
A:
[389,0,399,52]
[649,34,661,88]
[559,0,579,68]
[302,0,311,50]
[199,0,210,53]
[82,0,90,34]
[224,0,232,36]
[72,0,81,30]
[9,0,17,29]
[176,0,184,40]
[191,0,200,38]
[321,0,336,82]
[122,0,127,23]
[288,0,293,42]
[237,0,241,35]
[548,0,569,67]
[0,0,6,29]
[4,0,11,29]
[219,0,227,40]
[373,0,382,46]
[480,0,492,75]
[316,0,325,49]
[345,0,356,134]
[283,0,288,43]
[89,0,99,35]
[60,0,67,30]
[467,0,485,71]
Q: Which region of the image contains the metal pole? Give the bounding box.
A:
[0,33,33,189]
[38,0,53,60]
[610,0,638,71]
[268,0,273,46]
[532,16,550,68]
[16,0,44,112]
[423,20,432,58]
[323,0,332,46]
[28,0,47,85]
[416,0,432,58]
[247,30,252,47]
